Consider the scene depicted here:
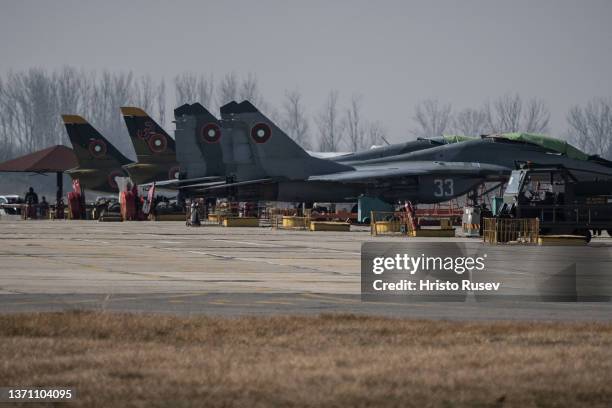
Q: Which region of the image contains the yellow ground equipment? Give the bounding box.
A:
[370,211,455,237]
[483,217,539,244]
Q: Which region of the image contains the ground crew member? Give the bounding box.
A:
[24,187,38,205]
[24,187,39,219]
[39,196,50,218]
[188,201,201,226]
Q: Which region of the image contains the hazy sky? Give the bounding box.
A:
[1,0,611,142]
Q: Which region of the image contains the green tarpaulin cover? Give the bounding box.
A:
[495,133,590,161]
[442,135,476,144]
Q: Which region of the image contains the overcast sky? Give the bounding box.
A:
[1,0,610,142]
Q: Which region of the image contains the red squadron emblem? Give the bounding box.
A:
[250,123,271,143]
[200,123,221,144]
[88,139,107,158]
[148,133,167,153]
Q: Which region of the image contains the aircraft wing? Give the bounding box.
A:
[308,161,509,183]
[306,150,351,159]
[190,178,277,191]
[140,175,224,189]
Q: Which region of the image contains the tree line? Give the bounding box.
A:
[0,67,610,162]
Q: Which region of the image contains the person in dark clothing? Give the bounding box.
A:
[24,187,39,205]
[24,187,39,219]
[39,196,50,218]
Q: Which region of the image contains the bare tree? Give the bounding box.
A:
[217,72,239,106]
[0,74,18,159]
[344,94,366,151]
[237,72,278,118]
[282,89,310,149]
[134,75,156,115]
[485,93,550,133]
[0,68,172,163]
[174,72,197,104]
[157,78,166,127]
[132,74,167,127]
[316,90,344,151]
[86,70,135,157]
[453,107,489,136]
[366,120,387,147]
[54,66,89,145]
[1,69,57,153]
[196,74,214,108]
[412,99,452,138]
[566,97,612,159]
[239,73,264,105]
[0,67,94,155]
[174,72,214,108]
[485,94,522,133]
[522,98,550,133]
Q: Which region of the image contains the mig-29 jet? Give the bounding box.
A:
[211,102,612,201]
[171,101,507,204]
[62,115,131,193]
[356,132,612,182]
[333,135,474,163]
[63,110,184,193]
[120,107,181,185]
[165,102,476,194]
[140,103,228,191]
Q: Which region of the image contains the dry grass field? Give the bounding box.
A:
[1,311,612,407]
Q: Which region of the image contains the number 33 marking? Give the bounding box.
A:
[434,178,454,197]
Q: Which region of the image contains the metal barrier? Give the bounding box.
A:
[370,211,412,236]
[483,217,539,244]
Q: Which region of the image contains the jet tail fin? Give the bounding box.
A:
[174,103,226,179]
[120,107,176,163]
[62,115,132,169]
[221,100,351,180]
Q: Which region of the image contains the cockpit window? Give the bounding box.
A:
[505,171,525,195]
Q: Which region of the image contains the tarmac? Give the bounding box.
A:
[1,218,612,321]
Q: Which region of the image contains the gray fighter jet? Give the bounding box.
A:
[140,103,227,190]
[170,100,612,204]
[356,132,612,182]
[173,101,507,204]
[334,135,474,163]
[170,103,470,181]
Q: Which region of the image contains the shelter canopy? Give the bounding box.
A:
[0,145,77,173]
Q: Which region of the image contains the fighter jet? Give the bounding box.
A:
[174,101,507,204]
[174,103,227,181]
[333,135,474,163]
[62,115,131,193]
[138,103,227,191]
[143,108,456,201]
[169,103,475,186]
[120,107,180,185]
[356,132,612,182]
